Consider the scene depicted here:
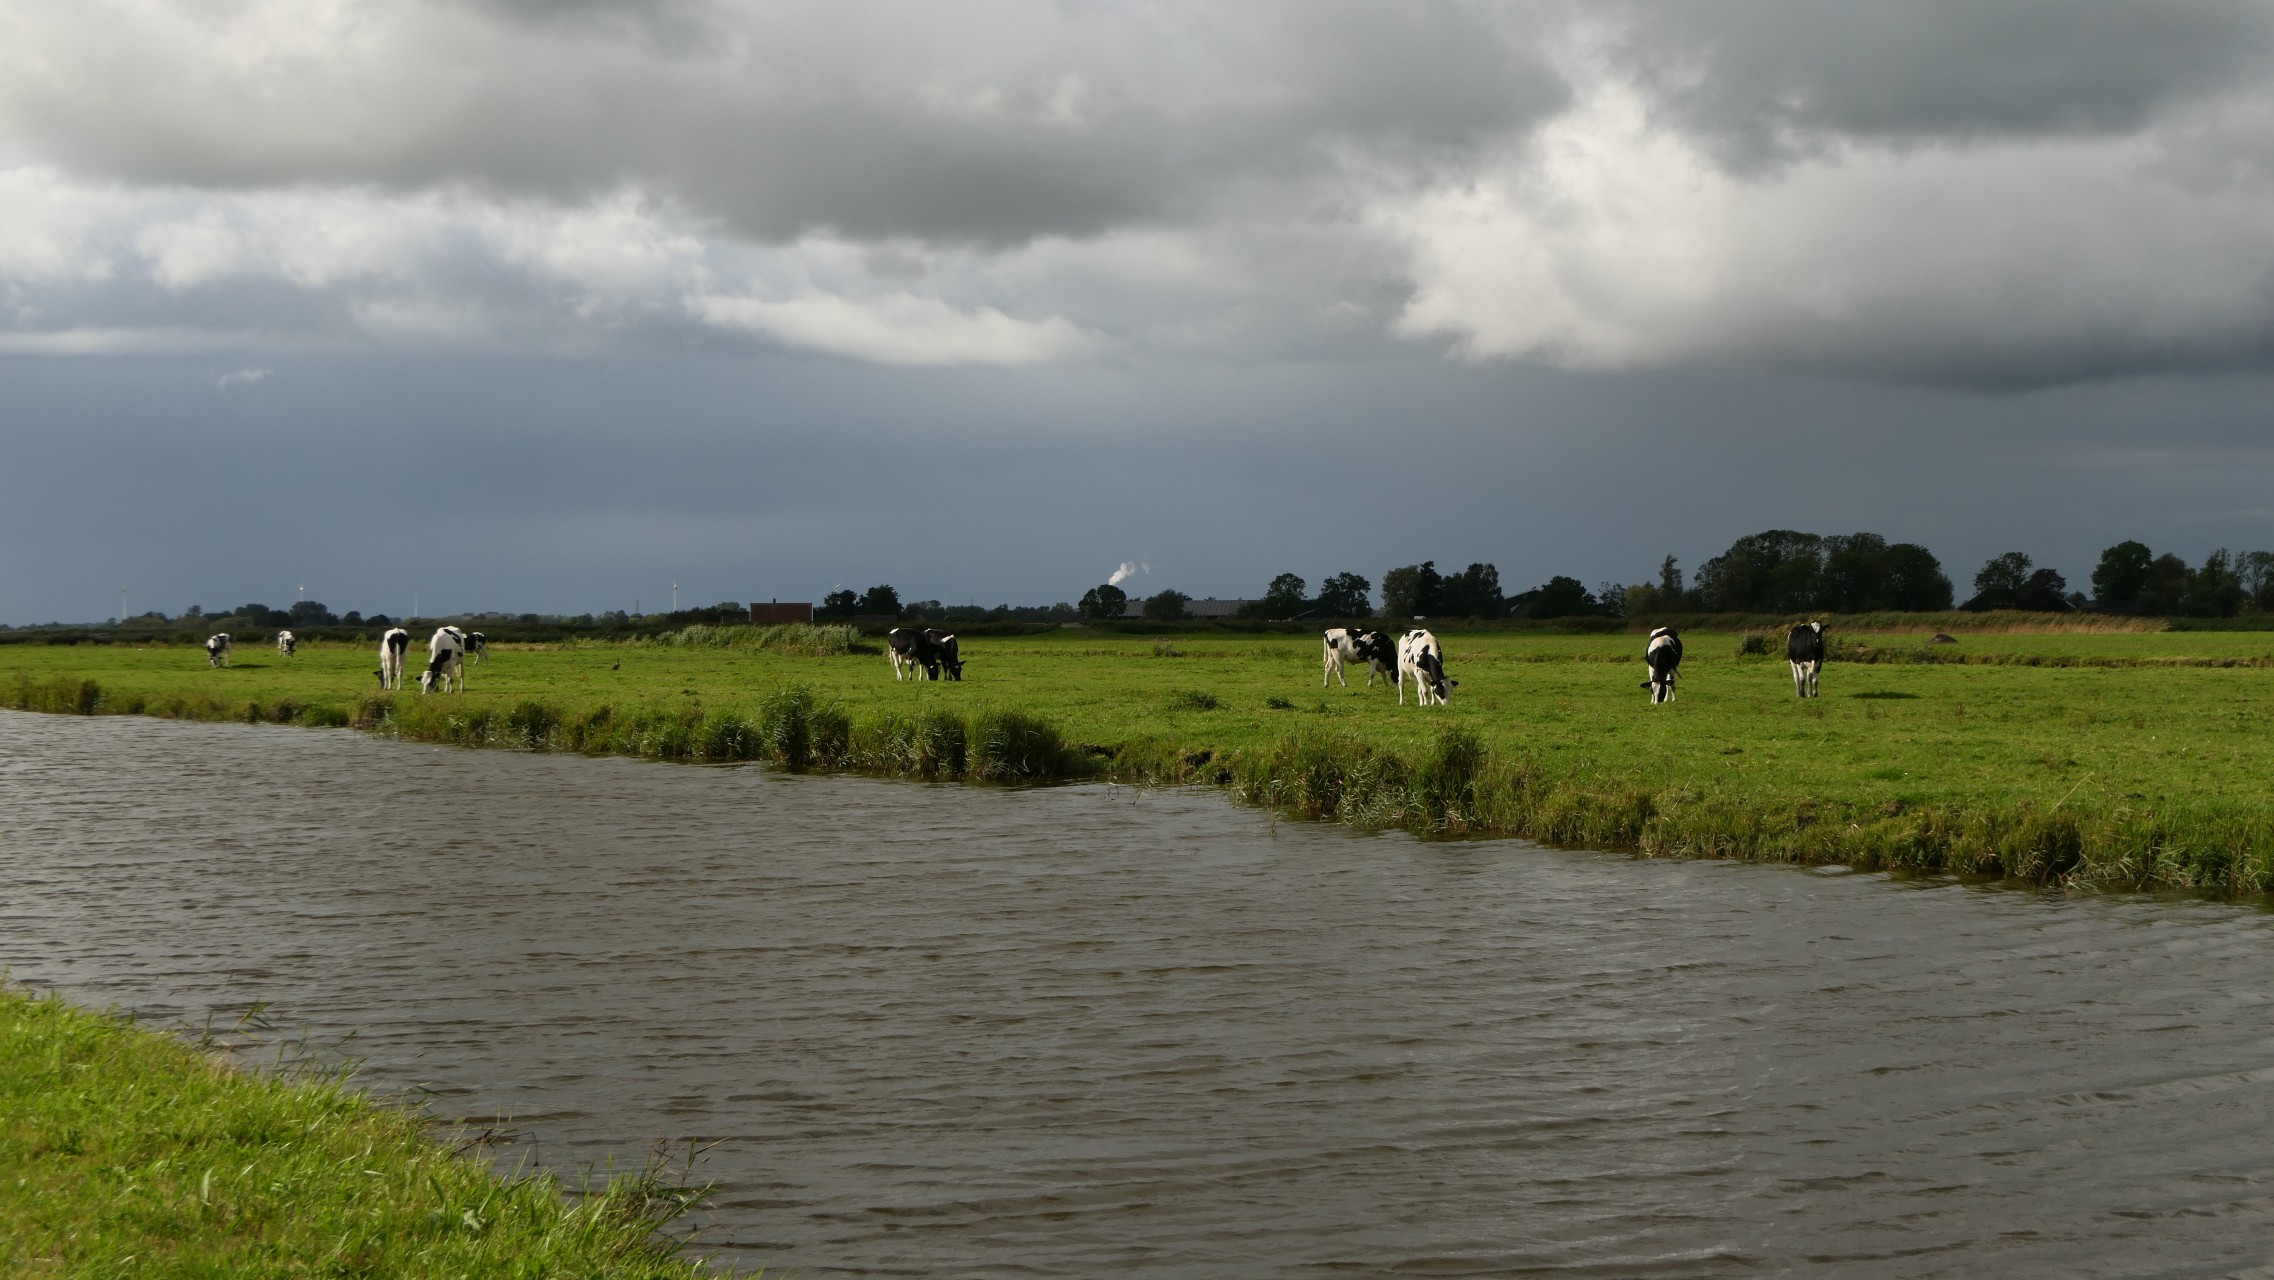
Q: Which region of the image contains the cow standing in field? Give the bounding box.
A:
[1398,628,1454,706]
[378,628,410,690]
[465,632,489,662]
[1643,627,1683,704]
[1324,628,1397,689]
[1788,622,1825,698]
[276,630,296,657]
[887,627,964,681]
[205,634,232,668]
[420,627,466,694]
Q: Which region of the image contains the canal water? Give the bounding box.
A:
[5,709,2274,1277]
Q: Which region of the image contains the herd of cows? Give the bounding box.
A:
[1324,622,1827,706]
[196,619,1834,705]
[201,625,490,693]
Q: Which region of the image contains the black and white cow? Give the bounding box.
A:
[275,630,296,657]
[1643,627,1682,704]
[378,627,410,690]
[1787,622,1825,698]
[887,627,965,681]
[464,631,489,663]
[204,633,232,668]
[1398,628,1454,706]
[419,626,466,694]
[1324,627,1397,689]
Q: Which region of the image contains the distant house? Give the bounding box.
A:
[1119,597,1260,620]
[749,601,815,624]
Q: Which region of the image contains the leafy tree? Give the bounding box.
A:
[366,613,391,627]
[231,602,293,626]
[2015,567,2072,612]
[857,584,901,617]
[1658,555,1683,597]
[2240,551,2274,611]
[1694,531,1824,613]
[1967,553,2034,609]
[1078,583,1127,620]
[818,589,860,620]
[1262,572,1308,616]
[2186,549,2246,617]
[1881,543,1955,610]
[1597,582,1628,615]
[2091,540,2154,608]
[341,611,364,626]
[1142,588,1191,621]
[2136,554,2192,615]
[1438,563,1503,618]
[1519,576,1599,619]
[1314,572,1372,617]
[1818,533,1889,613]
[288,600,337,626]
[1380,561,1445,618]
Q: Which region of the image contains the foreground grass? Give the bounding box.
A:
[15,621,2274,892]
[0,986,716,1278]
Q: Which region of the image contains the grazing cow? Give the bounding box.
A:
[1787,622,1826,698]
[1643,627,1683,704]
[419,627,466,694]
[275,630,296,657]
[464,631,489,662]
[378,628,410,690]
[1398,628,1454,706]
[887,627,965,681]
[204,633,232,668]
[1324,627,1397,689]
[925,629,965,681]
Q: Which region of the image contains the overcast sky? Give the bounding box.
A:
[7,1,2274,622]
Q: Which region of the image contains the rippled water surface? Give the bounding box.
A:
[7,710,2274,1277]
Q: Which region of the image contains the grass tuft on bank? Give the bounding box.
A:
[0,985,717,1278]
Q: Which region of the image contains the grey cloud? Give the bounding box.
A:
[1,3,1563,247]
[1607,0,2274,165]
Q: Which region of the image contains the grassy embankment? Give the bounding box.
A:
[0,985,716,1277]
[14,617,2274,891]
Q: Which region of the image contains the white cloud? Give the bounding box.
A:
[214,365,271,388]
[1107,561,1149,586]
[688,291,1100,366]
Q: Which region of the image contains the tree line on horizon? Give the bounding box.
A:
[31,533,2274,634]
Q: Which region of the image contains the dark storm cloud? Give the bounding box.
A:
[1606,1,2274,161]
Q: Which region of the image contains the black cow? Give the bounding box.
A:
[1323,627,1397,689]
[1643,627,1682,704]
[1787,622,1825,698]
[887,627,966,682]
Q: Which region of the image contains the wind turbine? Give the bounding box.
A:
[120,586,128,624]
[671,581,679,613]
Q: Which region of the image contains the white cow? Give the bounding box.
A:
[1397,628,1453,706]
[378,628,410,690]
[420,627,466,694]
[204,633,232,668]
[1324,627,1397,689]
[464,631,489,662]
[275,630,296,657]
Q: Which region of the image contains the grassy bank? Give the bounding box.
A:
[13,623,2274,892]
[0,985,717,1277]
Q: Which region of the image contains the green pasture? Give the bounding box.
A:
[12,623,2274,890]
[0,986,715,1278]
